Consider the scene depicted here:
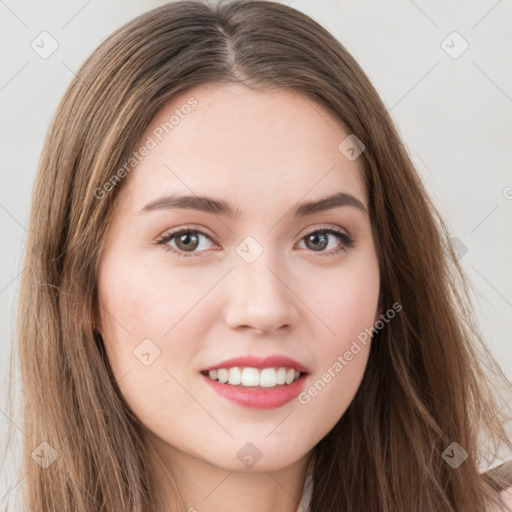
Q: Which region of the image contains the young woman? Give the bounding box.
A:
[7,1,512,510]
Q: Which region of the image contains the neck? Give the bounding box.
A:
[144,431,312,512]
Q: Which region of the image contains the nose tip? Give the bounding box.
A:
[223,260,299,335]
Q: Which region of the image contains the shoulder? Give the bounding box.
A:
[499,486,512,510]
[484,459,512,511]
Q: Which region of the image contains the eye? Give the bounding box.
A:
[156,227,217,259]
[297,226,355,257]
[155,225,355,259]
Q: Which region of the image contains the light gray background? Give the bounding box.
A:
[1,0,511,507]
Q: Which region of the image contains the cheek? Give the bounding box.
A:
[97,258,202,424]
[296,285,375,438]
[98,254,203,341]
[304,252,380,348]
[97,257,168,378]
[294,255,378,424]
[97,254,214,397]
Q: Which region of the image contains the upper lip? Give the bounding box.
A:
[202,355,309,373]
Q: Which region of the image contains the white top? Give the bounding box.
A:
[295,455,314,512]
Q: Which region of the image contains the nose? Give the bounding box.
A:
[223,254,300,336]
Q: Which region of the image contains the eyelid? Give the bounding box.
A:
[157,221,212,233]
[155,223,354,258]
[296,223,351,239]
[156,223,352,241]
[155,225,219,247]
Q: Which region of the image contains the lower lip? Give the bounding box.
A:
[201,373,308,409]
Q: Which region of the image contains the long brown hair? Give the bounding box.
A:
[4,0,512,510]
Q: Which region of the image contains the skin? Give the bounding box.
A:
[97,83,381,512]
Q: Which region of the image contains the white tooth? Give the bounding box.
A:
[276,367,287,385]
[228,367,242,385]
[285,368,296,385]
[210,367,302,387]
[217,368,229,383]
[259,368,277,387]
[241,367,260,386]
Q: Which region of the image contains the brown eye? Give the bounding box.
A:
[299,228,354,256]
[304,232,329,251]
[157,228,216,259]
[174,231,200,252]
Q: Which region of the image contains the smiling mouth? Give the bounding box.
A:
[200,367,307,389]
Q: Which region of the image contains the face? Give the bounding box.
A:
[97,83,380,473]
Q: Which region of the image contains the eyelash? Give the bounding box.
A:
[155,225,355,259]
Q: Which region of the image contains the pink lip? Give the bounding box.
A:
[201,372,308,409]
[202,355,309,373]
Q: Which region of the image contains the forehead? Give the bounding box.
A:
[122,83,367,215]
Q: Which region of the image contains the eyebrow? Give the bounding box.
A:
[139,191,368,217]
